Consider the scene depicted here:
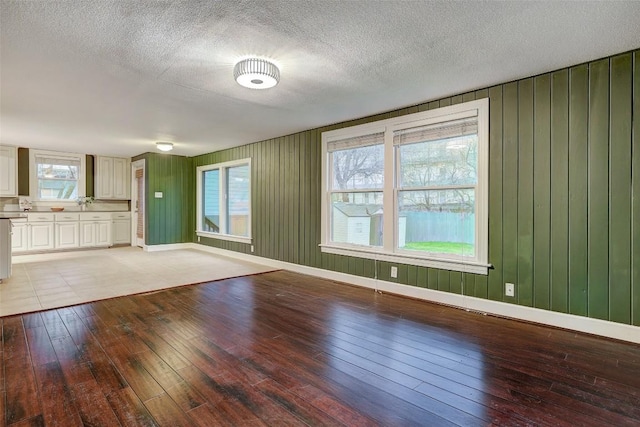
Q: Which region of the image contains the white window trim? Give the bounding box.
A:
[29,149,86,203]
[321,99,490,275]
[196,158,252,244]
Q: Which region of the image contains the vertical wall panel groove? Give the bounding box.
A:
[568,64,589,316]
[609,53,633,324]
[587,59,610,320]
[633,51,640,326]
[533,75,551,310]
[502,82,519,302]
[517,79,534,306]
[550,69,570,313]
[487,86,504,301]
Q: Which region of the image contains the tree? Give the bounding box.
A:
[332,145,383,201]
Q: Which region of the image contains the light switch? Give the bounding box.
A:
[154,192,163,198]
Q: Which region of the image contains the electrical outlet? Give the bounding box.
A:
[390,266,398,278]
[505,282,515,297]
[197,236,201,242]
[251,245,254,253]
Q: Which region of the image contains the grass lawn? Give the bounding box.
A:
[403,241,474,255]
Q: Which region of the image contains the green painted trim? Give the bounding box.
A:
[17,148,29,196]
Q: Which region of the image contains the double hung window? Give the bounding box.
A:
[30,150,86,201]
[321,99,489,274]
[196,158,251,243]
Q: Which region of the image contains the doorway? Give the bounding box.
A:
[131,159,145,247]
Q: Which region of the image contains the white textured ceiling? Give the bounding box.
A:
[1,1,639,158]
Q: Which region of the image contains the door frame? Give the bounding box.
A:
[131,159,145,247]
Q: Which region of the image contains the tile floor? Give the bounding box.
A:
[0,246,276,317]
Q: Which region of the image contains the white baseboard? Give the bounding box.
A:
[149,242,640,345]
[144,243,192,252]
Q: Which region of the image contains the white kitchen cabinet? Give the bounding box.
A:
[10,221,28,252]
[28,222,55,251]
[113,157,130,199]
[80,212,112,247]
[18,213,55,252]
[96,221,112,246]
[1,219,10,280]
[79,221,111,247]
[95,156,131,200]
[79,221,95,247]
[0,145,18,197]
[112,212,131,245]
[11,211,129,253]
[56,222,79,249]
[54,213,80,250]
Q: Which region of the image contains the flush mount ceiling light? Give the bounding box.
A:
[156,142,173,152]
[234,58,280,89]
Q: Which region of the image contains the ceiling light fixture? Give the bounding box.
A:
[156,142,173,152]
[234,58,280,89]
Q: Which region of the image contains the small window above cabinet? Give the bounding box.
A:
[95,156,131,200]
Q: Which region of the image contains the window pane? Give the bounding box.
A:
[36,161,79,200]
[330,192,383,246]
[398,134,477,187]
[37,179,78,200]
[397,189,475,257]
[332,144,384,190]
[226,165,250,237]
[37,163,79,180]
[202,169,220,233]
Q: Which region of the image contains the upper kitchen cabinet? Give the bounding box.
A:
[95,156,131,199]
[0,145,18,197]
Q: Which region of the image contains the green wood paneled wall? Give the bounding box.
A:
[158,49,640,326]
[132,152,194,245]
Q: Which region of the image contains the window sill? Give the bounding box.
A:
[196,231,252,245]
[320,244,490,275]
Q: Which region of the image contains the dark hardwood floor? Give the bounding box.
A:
[1,270,640,426]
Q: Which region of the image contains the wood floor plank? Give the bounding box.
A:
[105,386,159,427]
[254,378,353,427]
[69,379,123,426]
[33,362,83,426]
[2,270,640,426]
[3,317,42,425]
[143,392,197,427]
[25,327,57,367]
[106,345,165,402]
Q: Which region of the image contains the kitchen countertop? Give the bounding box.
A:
[4,210,130,213]
[0,213,28,219]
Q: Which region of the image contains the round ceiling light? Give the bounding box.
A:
[233,58,280,89]
[156,142,173,152]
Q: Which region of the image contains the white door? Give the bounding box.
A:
[131,160,145,247]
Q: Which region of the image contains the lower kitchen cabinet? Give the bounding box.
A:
[55,221,79,249]
[112,212,131,245]
[80,220,112,247]
[28,222,55,251]
[11,221,28,252]
[11,211,125,253]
